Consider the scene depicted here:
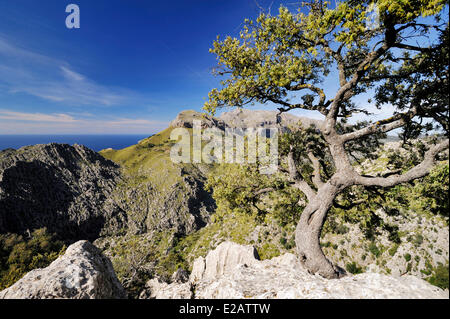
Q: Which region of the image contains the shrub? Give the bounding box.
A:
[427,264,449,290]
[388,244,399,257]
[0,228,66,290]
[335,224,349,235]
[368,242,381,258]
[346,262,363,274]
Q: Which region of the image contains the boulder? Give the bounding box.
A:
[0,240,127,299]
[171,268,189,283]
[139,279,192,299]
[190,241,259,283]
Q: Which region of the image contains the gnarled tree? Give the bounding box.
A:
[204,0,449,278]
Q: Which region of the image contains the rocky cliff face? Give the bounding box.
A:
[141,241,449,299]
[219,108,323,130]
[0,240,126,299]
[0,143,127,241]
[170,110,227,129]
[170,109,323,131]
[113,166,215,236]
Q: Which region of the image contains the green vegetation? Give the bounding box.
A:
[0,228,66,290]
[368,242,381,258]
[426,263,449,290]
[346,262,364,274]
[388,244,399,257]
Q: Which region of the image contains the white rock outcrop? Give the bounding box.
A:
[0,240,127,299]
[190,241,260,283]
[140,279,192,299]
[144,241,448,299]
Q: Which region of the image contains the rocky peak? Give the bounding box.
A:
[0,240,127,299]
[218,108,323,130]
[169,110,227,130]
[169,109,323,132]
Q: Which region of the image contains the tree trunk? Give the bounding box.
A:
[295,182,343,279]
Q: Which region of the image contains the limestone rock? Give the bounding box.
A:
[172,268,189,283]
[139,278,192,299]
[170,110,226,130]
[189,256,206,284]
[194,251,448,299]
[190,241,260,283]
[0,240,127,299]
[219,108,323,130]
[169,109,323,132]
[149,242,448,299]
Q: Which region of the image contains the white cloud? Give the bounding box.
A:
[0,109,169,134]
[60,66,85,82]
[0,109,76,123]
[0,36,138,106]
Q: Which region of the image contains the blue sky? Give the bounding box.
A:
[0,0,295,134]
[0,1,447,134]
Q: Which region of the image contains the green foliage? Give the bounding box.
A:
[368,242,381,258]
[279,234,295,250]
[427,263,449,290]
[199,0,448,285]
[206,163,304,226]
[414,163,449,217]
[408,233,424,247]
[105,230,182,298]
[0,228,66,290]
[388,244,399,257]
[259,243,281,260]
[384,163,449,219]
[346,262,364,274]
[204,0,447,132]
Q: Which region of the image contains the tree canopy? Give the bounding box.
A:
[204,0,448,139]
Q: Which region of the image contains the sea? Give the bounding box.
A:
[0,135,152,152]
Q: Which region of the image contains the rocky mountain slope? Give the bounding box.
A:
[140,241,448,299]
[99,126,215,237]
[0,143,127,241]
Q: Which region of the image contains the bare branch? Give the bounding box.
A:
[253,187,276,196]
[353,139,449,187]
[326,42,391,125]
[287,83,327,103]
[341,107,418,142]
[322,41,347,87]
[288,146,316,200]
[392,43,433,53]
[293,181,316,202]
[307,152,324,188]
